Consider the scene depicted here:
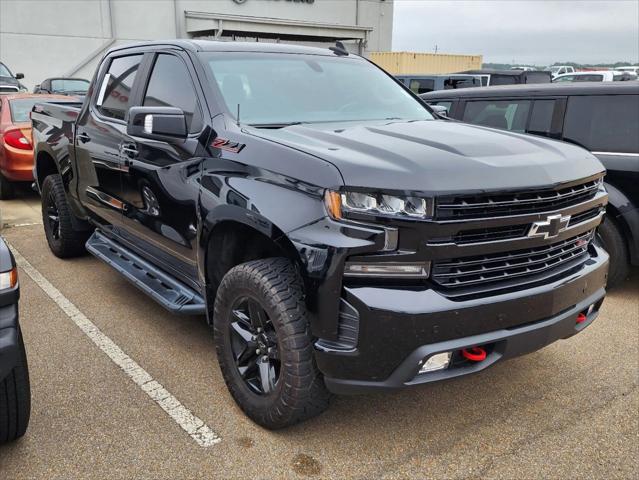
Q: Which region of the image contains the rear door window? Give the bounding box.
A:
[563,94,639,153]
[96,54,143,121]
[462,99,531,132]
[527,99,556,136]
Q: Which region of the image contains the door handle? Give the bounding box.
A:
[77,132,91,144]
[120,144,138,159]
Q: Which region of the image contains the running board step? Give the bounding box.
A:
[86,230,205,315]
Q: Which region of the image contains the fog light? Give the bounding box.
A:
[418,352,451,374]
[344,261,430,278]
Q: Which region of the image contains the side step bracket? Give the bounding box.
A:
[86,230,205,315]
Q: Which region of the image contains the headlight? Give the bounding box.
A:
[0,267,18,290]
[325,190,433,220]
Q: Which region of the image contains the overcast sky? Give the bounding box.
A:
[392,0,639,65]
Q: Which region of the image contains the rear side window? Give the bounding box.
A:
[408,78,435,94]
[143,54,202,132]
[563,95,639,153]
[462,99,531,132]
[527,100,555,136]
[97,54,143,120]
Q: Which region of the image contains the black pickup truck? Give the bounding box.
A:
[32,41,609,429]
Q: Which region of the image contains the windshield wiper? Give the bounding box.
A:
[248,122,304,129]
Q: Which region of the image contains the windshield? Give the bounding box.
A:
[549,67,561,73]
[9,97,56,123]
[50,79,89,93]
[200,52,433,125]
[0,63,12,77]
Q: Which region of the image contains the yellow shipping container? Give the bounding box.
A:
[370,51,483,75]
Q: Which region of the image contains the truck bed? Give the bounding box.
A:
[31,99,82,148]
[32,99,82,125]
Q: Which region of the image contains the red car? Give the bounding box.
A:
[0,93,67,199]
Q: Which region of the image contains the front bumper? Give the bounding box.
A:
[317,245,609,394]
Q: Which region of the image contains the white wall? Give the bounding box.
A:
[0,0,393,90]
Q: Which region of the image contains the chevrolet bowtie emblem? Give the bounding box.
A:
[528,214,571,239]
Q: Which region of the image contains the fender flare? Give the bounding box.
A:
[197,203,308,285]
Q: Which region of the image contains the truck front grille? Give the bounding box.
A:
[436,178,602,220]
[431,230,594,290]
[448,206,603,245]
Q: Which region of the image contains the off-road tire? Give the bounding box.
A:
[214,257,331,429]
[0,173,15,200]
[0,329,31,443]
[41,174,90,258]
[597,217,630,288]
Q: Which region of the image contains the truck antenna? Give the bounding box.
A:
[329,40,349,56]
[236,103,241,126]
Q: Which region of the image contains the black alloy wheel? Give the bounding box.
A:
[213,258,330,429]
[229,296,281,395]
[45,190,61,240]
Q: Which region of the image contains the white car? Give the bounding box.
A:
[547,65,575,78]
[552,70,634,82]
[617,66,639,74]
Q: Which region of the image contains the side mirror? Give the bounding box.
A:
[127,106,187,142]
[15,73,24,79]
[430,104,449,117]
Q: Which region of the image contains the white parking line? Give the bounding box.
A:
[6,240,221,447]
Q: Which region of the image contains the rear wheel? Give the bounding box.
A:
[213,258,330,429]
[41,174,91,258]
[0,173,15,200]
[597,217,630,288]
[0,329,31,444]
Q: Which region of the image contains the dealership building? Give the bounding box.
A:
[0,0,394,90]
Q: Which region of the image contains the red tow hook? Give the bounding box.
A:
[576,313,587,324]
[461,346,487,362]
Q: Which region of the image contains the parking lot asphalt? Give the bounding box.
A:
[0,193,637,479]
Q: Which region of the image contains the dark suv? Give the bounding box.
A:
[422,82,639,286]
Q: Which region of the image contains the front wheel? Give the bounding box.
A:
[213,258,330,429]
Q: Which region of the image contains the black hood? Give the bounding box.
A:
[248,120,605,194]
